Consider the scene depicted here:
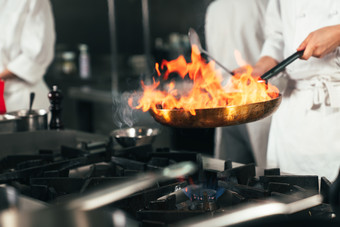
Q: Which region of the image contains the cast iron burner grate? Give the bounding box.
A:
[0,139,337,227]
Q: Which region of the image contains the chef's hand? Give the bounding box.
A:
[297,24,340,60]
[233,56,278,77]
[0,69,16,80]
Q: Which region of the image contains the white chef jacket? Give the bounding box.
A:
[262,0,340,181]
[0,0,55,112]
[206,0,277,167]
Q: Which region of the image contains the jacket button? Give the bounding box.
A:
[329,10,338,17]
[298,13,306,18]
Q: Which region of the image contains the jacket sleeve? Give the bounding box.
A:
[260,0,284,62]
[7,0,55,84]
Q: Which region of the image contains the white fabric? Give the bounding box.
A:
[0,0,55,112]
[263,0,340,181]
[206,0,268,72]
[206,0,273,167]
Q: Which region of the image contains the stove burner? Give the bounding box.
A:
[190,191,218,211]
[0,130,337,227]
[191,188,217,201]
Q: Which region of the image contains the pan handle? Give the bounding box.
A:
[260,50,304,81]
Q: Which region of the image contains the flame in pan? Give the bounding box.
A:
[129,45,279,115]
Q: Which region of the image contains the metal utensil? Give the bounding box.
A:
[188,28,234,75]
[9,109,48,132]
[0,114,20,133]
[60,161,196,211]
[177,194,323,227]
[111,127,160,147]
[28,92,35,114]
[2,161,196,227]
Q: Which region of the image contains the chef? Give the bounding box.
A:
[239,0,340,181]
[0,0,55,112]
[205,0,280,167]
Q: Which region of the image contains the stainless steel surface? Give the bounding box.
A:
[9,109,48,132]
[63,161,196,211]
[111,127,161,147]
[108,0,119,91]
[177,195,323,227]
[68,86,112,104]
[0,186,48,227]
[0,186,18,211]
[0,130,108,159]
[0,114,19,133]
[188,28,233,75]
[142,0,152,80]
[149,94,282,128]
[21,208,138,227]
[0,160,195,227]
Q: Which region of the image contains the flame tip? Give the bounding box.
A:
[131,46,279,115]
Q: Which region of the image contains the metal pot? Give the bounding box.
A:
[0,114,20,133]
[9,109,48,132]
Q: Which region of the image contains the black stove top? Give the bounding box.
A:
[0,130,339,227]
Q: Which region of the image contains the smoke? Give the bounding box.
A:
[111,91,139,128]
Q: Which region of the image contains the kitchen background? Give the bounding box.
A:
[45,0,215,154]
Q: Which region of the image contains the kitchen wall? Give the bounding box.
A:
[46,0,215,154]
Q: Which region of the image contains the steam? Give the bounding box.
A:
[111,91,138,128]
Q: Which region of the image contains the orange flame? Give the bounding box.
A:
[129,45,279,115]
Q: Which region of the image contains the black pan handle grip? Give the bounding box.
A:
[260,50,304,81]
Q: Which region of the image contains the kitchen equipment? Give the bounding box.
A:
[149,94,281,128]
[188,28,234,75]
[148,50,304,128]
[0,114,20,133]
[28,92,35,114]
[63,161,196,211]
[260,51,304,81]
[9,109,48,132]
[48,85,64,130]
[0,132,337,226]
[111,127,161,147]
[17,161,197,227]
[7,91,47,131]
[177,194,324,227]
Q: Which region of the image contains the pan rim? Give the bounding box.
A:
[151,93,282,112]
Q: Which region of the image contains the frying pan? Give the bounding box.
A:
[149,51,303,128]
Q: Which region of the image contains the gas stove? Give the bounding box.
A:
[0,130,339,227]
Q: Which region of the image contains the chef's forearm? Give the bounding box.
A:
[0,69,17,80]
[253,56,278,75]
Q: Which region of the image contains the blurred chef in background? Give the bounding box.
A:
[205,0,284,167]
[0,0,55,112]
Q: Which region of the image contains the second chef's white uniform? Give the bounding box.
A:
[0,0,55,112]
